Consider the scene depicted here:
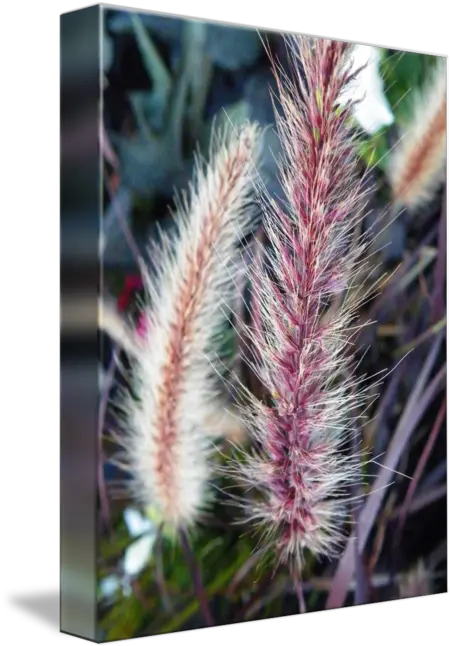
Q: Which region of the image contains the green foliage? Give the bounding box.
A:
[201,100,251,152]
[358,49,439,173]
[101,587,150,641]
[358,127,391,171]
[103,268,130,300]
[214,324,238,364]
[159,543,250,634]
[99,498,266,638]
[380,49,438,125]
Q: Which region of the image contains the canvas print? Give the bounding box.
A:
[62,4,447,641]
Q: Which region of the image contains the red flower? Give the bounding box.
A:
[117,275,144,312]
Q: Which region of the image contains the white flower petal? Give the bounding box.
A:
[124,507,153,537]
[340,45,394,135]
[100,575,120,599]
[123,535,155,577]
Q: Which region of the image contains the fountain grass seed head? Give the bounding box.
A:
[231,36,373,567]
[115,123,261,533]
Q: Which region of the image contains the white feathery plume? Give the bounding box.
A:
[116,123,260,532]
[388,61,447,210]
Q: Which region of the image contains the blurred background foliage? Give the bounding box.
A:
[359,50,439,171]
[99,8,446,641]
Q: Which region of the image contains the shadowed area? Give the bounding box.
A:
[10,592,59,629]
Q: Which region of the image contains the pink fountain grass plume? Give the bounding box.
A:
[115,123,260,533]
[233,37,373,566]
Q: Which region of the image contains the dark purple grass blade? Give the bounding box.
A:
[179,530,214,627]
[226,548,265,596]
[389,483,446,520]
[326,332,445,609]
[394,317,446,359]
[394,395,446,543]
[155,525,173,614]
[367,224,438,320]
[98,349,119,531]
[431,189,446,323]
[420,460,446,489]
[100,121,119,169]
[292,568,306,613]
[370,363,405,462]
[104,184,143,267]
